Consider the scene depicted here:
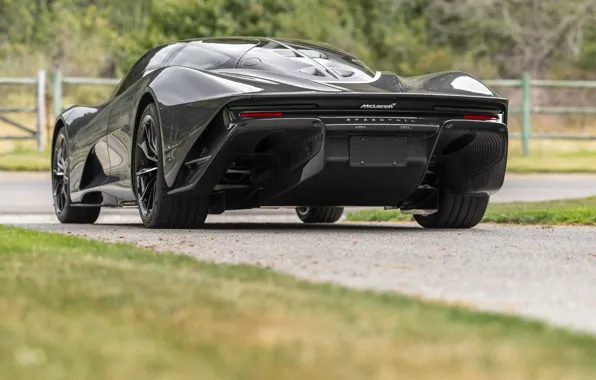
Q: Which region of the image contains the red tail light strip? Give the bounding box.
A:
[463,114,498,120]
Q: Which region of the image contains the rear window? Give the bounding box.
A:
[169,44,235,70]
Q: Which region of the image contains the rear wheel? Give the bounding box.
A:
[52,128,101,224]
[414,192,488,229]
[133,103,209,229]
[295,207,344,223]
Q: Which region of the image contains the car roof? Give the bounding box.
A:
[167,36,355,59]
[161,37,375,80]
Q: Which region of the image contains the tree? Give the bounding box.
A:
[426,0,596,77]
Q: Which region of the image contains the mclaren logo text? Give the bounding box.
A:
[360,103,397,109]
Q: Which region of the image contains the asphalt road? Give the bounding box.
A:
[2,171,596,334]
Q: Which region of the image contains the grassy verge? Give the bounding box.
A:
[2,227,596,379]
[0,149,50,171]
[506,139,596,173]
[347,197,596,225]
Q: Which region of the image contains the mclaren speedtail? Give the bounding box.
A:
[51,37,508,228]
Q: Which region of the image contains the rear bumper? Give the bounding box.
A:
[169,117,507,207]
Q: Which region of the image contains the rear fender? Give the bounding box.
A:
[148,66,262,187]
[58,106,101,142]
[399,71,499,97]
[54,106,104,194]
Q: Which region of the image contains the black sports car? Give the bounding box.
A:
[51,37,508,229]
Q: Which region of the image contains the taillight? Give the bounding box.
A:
[463,114,498,120]
[239,112,283,118]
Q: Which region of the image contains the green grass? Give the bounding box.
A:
[507,149,596,173]
[3,226,596,379]
[0,148,50,171]
[506,139,596,173]
[347,196,596,225]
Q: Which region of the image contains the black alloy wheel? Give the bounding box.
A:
[52,128,100,224]
[134,114,159,220]
[133,103,209,229]
[53,134,69,215]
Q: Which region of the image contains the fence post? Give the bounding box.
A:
[52,69,63,119]
[521,72,532,156]
[37,70,46,152]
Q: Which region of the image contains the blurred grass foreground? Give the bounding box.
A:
[3,225,596,379]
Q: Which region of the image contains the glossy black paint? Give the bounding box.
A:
[53,37,508,210]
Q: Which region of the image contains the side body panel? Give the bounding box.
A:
[148,66,266,187]
[60,104,111,198]
[101,74,157,202]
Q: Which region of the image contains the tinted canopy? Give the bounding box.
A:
[167,37,377,81]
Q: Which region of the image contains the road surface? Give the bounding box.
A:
[2,171,596,334]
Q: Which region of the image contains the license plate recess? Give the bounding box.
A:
[349,136,407,167]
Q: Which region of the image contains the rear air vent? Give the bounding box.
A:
[242,57,261,67]
[273,49,299,57]
[442,133,476,155]
[334,68,355,77]
[298,49,328,59]
[299,67,325,76]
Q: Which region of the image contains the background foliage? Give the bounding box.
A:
[1,0,596,79]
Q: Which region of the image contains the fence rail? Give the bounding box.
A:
[3,71,596,155]
[485,74,596,155]
[0,71,46,151]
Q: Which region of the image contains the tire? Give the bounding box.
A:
[295,207,344,223]
[133,103,209,229]
[52,128,101,224]
[414,192,488,229]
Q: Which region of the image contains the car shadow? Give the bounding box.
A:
[201,222,422,231]
[95,221,489,234]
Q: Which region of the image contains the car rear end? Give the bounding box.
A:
[172,92,507,215]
